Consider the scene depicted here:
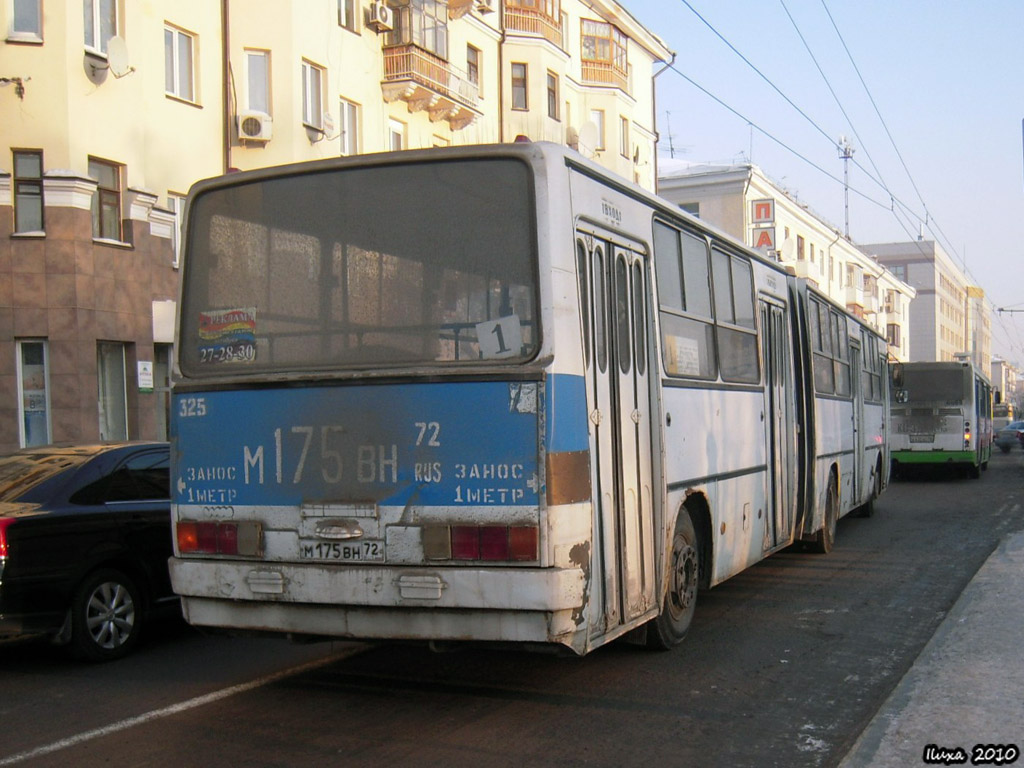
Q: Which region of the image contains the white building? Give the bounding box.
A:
[865,240,991,369]
[658,162,916,360]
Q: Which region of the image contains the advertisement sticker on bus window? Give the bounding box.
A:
[665,335,701,376]
[198,307,257,365]
[476,315,522,359]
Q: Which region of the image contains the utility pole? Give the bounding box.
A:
[838,136,855,239]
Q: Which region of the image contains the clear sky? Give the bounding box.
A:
[624,0,1024,366]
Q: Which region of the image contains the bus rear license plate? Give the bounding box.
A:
[299,540,384,562]
[909,434,934,443]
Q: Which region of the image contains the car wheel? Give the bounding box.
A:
[70,568,143,662]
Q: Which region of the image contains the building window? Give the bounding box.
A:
[796,235,805,260]
[302,60,324,129]
[680,202,700,217]
[17,340,50,448]
[467,44,480,92]
[97,342,128,441]
[388,0,448,59]
[13,149,44,233]
[84,0,116,55]
[11,0,43,40]
[88,157,121,241]
[340,98,360,156]
[619,116,629,157]
[891,264,906,281]
[886,323,901,349]
[246,50,270,114]
[169,193,185,268]
[164,25,195,102]
[389,119,405,151]
[546,72,559,119]
[590,109,605,149]
[338,0,357,31]
[511,62,528,110]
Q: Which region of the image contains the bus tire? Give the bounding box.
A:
[647,510,699,650]
[811,477,838,554]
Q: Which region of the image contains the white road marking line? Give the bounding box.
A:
[0,647,364,766]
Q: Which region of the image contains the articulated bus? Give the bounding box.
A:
[169,142,888,655]
[889,360,992,478]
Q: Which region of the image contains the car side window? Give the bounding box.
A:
[70,451,170,504]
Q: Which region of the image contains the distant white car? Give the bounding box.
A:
[995,420,1024,453]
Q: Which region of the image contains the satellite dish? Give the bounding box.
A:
[577,121,599,157]
[780,237,796,261]
[106,36,134,78]
[322,111,336,135]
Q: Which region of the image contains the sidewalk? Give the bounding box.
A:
[840,529,1024,766]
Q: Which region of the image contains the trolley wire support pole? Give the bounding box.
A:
[838,136,855,239]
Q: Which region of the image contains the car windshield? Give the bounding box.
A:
[1002,421,1024,431]
[0,452,91,503]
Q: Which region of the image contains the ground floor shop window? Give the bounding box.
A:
[154,344,172,441]
[97,342,128,441]
[17,340,51,447]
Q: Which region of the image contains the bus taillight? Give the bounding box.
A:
[177,520,262,557]
[964,421,972,448]
[435,525,538,563]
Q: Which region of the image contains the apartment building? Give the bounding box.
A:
[865,240,991,370]
[0,0,670,453]
[657,161,916,360]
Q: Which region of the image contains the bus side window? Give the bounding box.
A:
[652,222,716,379]
[712,249,759,385]
[833,311,852,397]
[810,298,835,394]
[593,246,608,373]
[576,239,591,370]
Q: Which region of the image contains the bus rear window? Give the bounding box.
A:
[179,158,538,376]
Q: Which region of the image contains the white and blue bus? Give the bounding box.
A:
[890,360,992,478]
[169,142,887,655]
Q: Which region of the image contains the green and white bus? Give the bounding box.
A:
[890,360,992,478]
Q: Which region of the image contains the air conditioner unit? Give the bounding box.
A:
[237,111,272,142]
[475,0,495,13]
[366,2,393,32]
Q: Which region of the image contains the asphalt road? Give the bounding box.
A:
[3,449,1023,768]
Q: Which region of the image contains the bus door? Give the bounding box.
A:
[759,298,797,549]
[577,229,655,633]
[851,337,865,503]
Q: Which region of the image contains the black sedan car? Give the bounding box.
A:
[0,442,175,661]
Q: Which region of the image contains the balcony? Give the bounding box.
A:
[381,45,481,130]
[504,7,563,47]
[845,284,864,309]
[581,60,629,92]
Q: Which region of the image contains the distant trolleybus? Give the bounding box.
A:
[890,360,992,478]
[993,401,1015,431]
[169,142,888,655]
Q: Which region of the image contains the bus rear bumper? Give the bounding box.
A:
[169,557,587,648]
[890,450,978,465]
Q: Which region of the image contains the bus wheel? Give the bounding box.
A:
[969,463,981,479]
[812,479,838,554]
[647,510,699,650]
